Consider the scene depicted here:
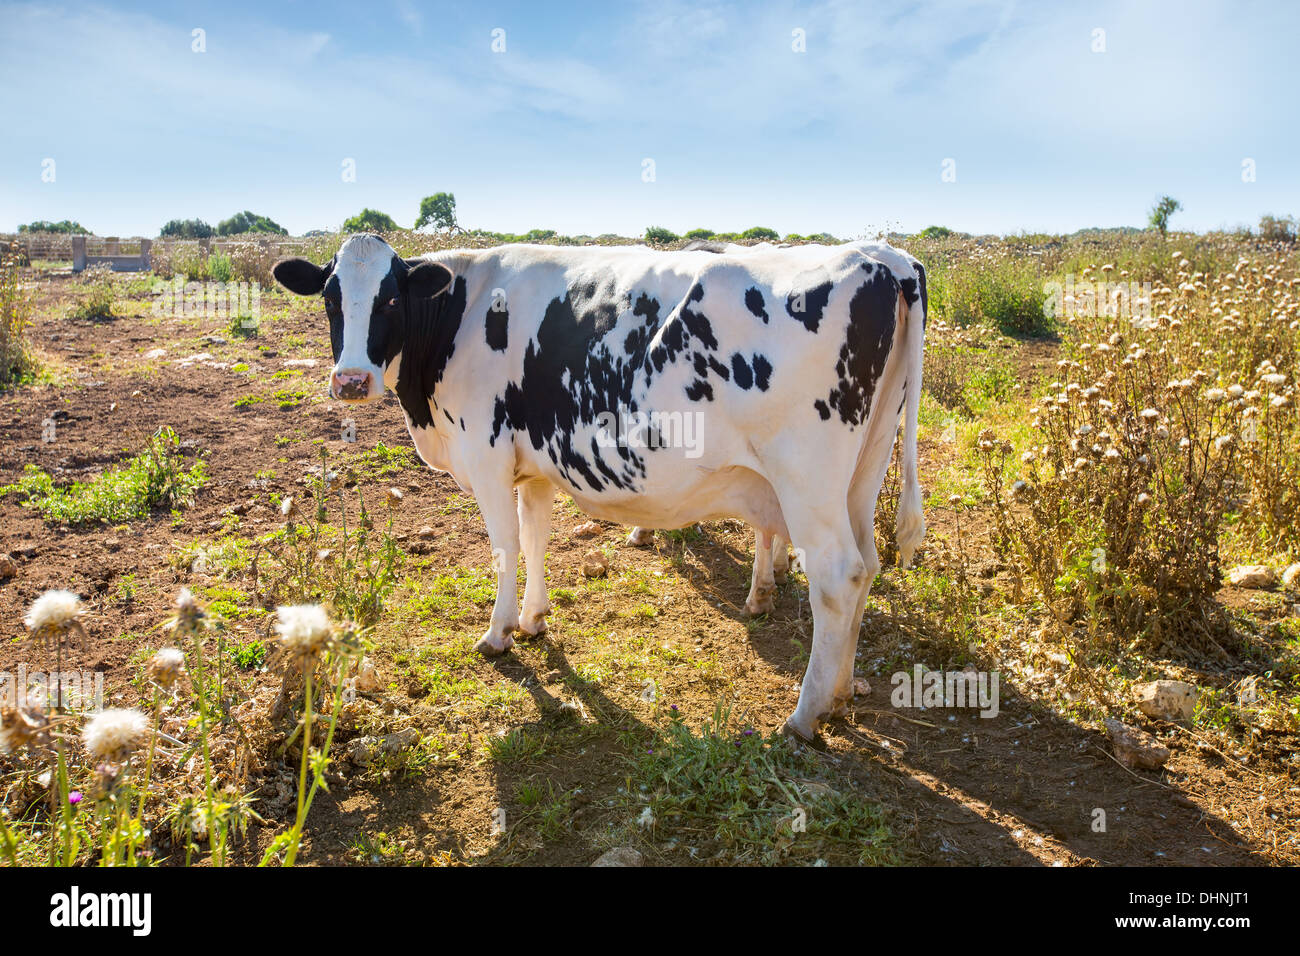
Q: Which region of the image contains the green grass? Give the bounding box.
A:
[629,702,899,865]
[0,427,206,524]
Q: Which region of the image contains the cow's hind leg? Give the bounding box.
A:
[780,498,869,741]
[627,526,654,547]
[745,529,776,616]
[772,533,790,583]
[518,478,554,637]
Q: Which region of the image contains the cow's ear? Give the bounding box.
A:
[404,260,453,300]
[273,257,331,295]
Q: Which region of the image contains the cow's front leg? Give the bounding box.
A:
[472,480,522,657]
[518,478,553,637]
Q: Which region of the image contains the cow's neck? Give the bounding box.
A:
[387,276,467,432]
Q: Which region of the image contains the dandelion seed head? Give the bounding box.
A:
[24,590,81,633]
[82,708,149,762]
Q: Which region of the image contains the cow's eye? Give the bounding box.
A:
[382,297,400,314]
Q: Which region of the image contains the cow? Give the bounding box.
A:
[273,234,926,739]
[628,239,928,618]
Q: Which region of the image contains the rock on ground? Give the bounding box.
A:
[592,847,643,867]
[1105,718,1171,770]
[1132,680,1199,723]
[582,549,610,578]
[1227,565,1276,589]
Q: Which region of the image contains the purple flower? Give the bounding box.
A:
[743,729,755,736]
[670,705,678,711]
[68,792,83,805]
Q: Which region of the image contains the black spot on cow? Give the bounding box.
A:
[752,354,772,391]
[685,378,713,402]
[390,272,468,431]
[485,303,508,351]
[785,270,833,332]
[817,263,898,427]
[730,352,753,389]
[814,399,831,420]
[680,283,718,350]
[744,287,768,323]
[493,280,643,492]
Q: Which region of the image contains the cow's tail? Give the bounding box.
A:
[894,263,927,568]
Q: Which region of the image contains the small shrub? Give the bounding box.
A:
[0,244,35,386]
[2,427,207,524]
[644,226,679,244]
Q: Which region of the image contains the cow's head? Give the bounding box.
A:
[273,234,453,403]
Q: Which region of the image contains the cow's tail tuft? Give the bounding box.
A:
[894,264,927,568]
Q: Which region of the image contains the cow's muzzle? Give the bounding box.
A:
[331,369,375,402]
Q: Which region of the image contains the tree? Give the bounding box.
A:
[684,228,716,240]
[159,218,214,239]
[918,225,953,239]
[18,220,89,234]
[217,211,287,236]
[740,226,780,240]
[342,208,399,234]
[415,193,457,232]
[644,226,679,244]
[1148,196,1182,236]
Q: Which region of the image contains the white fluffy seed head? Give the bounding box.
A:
[81,708,149,762]
[147,648,187,689]
[24,590,81,633]
[275,604,334,658]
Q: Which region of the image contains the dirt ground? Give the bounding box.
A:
[1,268,1296,866]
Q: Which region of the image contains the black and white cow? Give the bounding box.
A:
[273,235,926,739]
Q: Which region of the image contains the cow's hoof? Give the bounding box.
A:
[474,631,515,656]
[781,718,825,749]
[519,608,549,637]
[827,695,852,720]
[744,590,774,616]
[627,527,654,547]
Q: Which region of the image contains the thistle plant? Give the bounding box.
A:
[262,604,365,866]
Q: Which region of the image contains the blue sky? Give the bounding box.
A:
[1,0,1296,237]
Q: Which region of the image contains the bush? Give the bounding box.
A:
[160,219,215,239]
[740,226,779,240]
[17,220,89,234]
[684,228,715,240]
[217,211,286,236]
[1258,215,1297,244]
[0,244,34,386]
[926,249,1051,337]
[980,248,1300,656]
[70,266,116,320]
[342,209,399,234]
[644,226,679,244]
